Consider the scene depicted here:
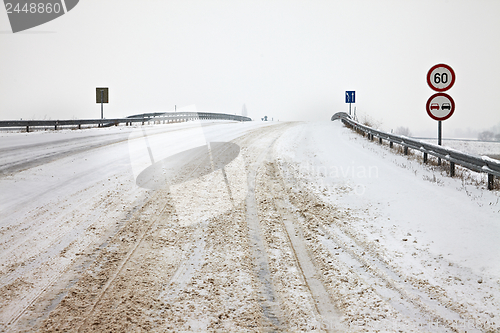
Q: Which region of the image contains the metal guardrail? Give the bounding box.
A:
[0,112,252,132]
[330,112,351,121]
[333,113,500,190]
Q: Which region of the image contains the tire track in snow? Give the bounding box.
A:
[0,185,110,274]
[263,160,344,332]
[278,160,483,332]
[35,124,277,332]
[241,128,285,330]
[5,193,151,331]
[241,122,344,332]
[316,220,466,332]
[1,123,225,321]
[0,180,141,332]
[75,206,168,332]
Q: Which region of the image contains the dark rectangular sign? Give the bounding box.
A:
[96,88,109,103]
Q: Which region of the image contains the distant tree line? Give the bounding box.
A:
[394,126,412,137]
[478,131,500,142]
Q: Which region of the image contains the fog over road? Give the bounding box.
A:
[0,121,499,332]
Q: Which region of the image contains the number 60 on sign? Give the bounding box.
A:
[427,64,456,92]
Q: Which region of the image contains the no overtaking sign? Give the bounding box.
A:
[426,93,455,121]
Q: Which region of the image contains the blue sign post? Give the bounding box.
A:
[345,91,355,116]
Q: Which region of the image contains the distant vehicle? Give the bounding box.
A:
[441,103,451,110]
[430,103,440,110]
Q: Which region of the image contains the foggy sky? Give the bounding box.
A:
[1,0,499,137]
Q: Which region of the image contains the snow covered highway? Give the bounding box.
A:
[0,120,499,332]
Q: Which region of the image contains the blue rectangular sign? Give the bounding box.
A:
[345,91,355,103]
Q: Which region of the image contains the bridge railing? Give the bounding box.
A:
[333,113,500,190]
[0,112,252,132]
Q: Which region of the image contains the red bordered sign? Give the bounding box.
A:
[427,64,456,92]
[426,93,455,121]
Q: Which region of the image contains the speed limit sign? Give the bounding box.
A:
[427,64,455,91]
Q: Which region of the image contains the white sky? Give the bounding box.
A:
[1,0,499,137]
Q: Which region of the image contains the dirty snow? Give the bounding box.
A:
[0,120,499,332]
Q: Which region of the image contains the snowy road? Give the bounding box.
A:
[0,121,499,332]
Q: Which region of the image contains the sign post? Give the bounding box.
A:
[345,91,355,116]
[100,89,103,121]
[426,64,455,165]
[96,88,109,127]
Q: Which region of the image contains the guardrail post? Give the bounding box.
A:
[390,141,393,148]
[379,137,382,144]
[404,146,408,155]
[450,162,455,177]
[488,174,494,190]
[26,125,30,133]
[370,134,374,141]
[423,152,428,163]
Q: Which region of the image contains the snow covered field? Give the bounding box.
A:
[419,138,500,160]
[0,120,499,332]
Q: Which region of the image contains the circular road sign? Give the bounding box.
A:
[427,64,456,92]
[426,93,455,121]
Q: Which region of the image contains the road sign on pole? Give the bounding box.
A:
[427,64,455,92]
[345,91,355,116]
[96,87,109,103]
[345,91,355,103]
[426,93,455,121]
[96,88,109,125]
[426,64,456,158]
